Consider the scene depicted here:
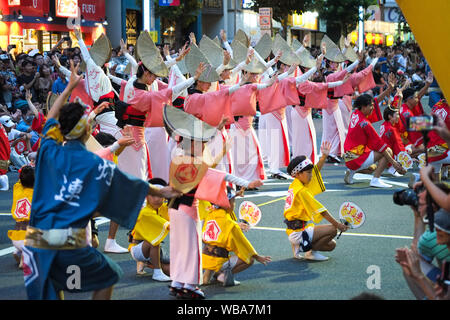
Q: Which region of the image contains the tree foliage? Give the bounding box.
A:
[153,0,202,29]
[304,0,377,38]
[250,0,377,41]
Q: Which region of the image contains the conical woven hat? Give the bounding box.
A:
[213,36,221,48]
[234,29,249,47]
[230,39,248,64]
[273,33,299,66]
[321,35,346,63]
[200,35,237,70]
[176,58,189,75]
[46,92,59,111]
[163,104,217,142]
[339,35,358,62]
[79,33,112,72]
[200,35,225,69]
[242,56,266,74]
[137,31,168,77]
[254,33,272,60]
[292,39,316,69]
[185,43,219,83]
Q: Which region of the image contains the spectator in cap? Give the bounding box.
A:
[0,115,31,170]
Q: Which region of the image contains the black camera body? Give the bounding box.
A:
[393,188,419,208]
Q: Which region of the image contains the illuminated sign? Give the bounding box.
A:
[290,11,318,31]
[56,0,79,18]
[8,0,21,5]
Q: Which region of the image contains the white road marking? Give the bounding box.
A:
[244,189,344,198]
[252,226,413,239]
[353,173,409,188]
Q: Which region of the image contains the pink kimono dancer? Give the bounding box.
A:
[229,116,267,182]
[145,127,170,182]
[117,126,152,181]
[207,127,234,175]
[169,202,203,287]
[258,110,290,174]
[321,98,347,157]
[290,106,319,164]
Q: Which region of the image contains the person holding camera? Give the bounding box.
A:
[395,200,450,300]
[343,93,406,188]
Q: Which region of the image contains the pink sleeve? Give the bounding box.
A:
[195,168,229,209]
[279,78,300,106]
[145,88,174,127]
[119,80,127,101]
[230,84,257,116]
[300,82,329,109]
[351,65,376,93]
[184,90,232,127]
[257,82,287,114]
[157,80,169,91]
[94,147,115,162]
[326,69,347,82]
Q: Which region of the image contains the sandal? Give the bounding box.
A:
[177,287,205,300]
[168,285,183,297]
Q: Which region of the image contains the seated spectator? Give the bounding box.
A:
[0,115,31,170]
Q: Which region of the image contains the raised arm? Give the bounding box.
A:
[220,30,233,58]
[47,60,82,120]
[25,90,39,118]
[120,39,138,75]
[171,62,206,100]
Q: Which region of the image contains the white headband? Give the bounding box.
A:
[291,159,313,176]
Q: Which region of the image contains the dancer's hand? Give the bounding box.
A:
[255,255,272,265]
[248,179,263,189]
[158,186,182,199]
[337,222,349,232]
[176,42,190,62]
[117,136,135,147]
[194,62,207,81]
[320,141,332,157]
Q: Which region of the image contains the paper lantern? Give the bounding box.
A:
[386,34,394,46]
[365,33,373,45]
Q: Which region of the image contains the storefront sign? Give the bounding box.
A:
[78,0,105,21]
[8,0,20,5]
[259,7,272,30]
[56,0,79,18]
[9,0,49,17]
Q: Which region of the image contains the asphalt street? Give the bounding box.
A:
[0,112,421,301]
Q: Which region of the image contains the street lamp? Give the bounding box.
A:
[103,17,108,26]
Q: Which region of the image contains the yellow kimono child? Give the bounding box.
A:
[8,166,35,268]
[128,177,172,281]
[201,187,271,286]
[284,152,348,261]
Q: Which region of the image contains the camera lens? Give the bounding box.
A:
[393,189,418,207]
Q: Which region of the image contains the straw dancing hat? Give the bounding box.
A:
[321,35,346,63]
[291,38,316,69]
[185,43,219,83]
[46,92,59,112]
[273,33,300,66]
[79,33,112,72]
[163,104,217,142]
[254,33,273,60]
[136,31,168,77]
[234,29,250,47]
[242,55,266,74]
[199,35,237,70]
[339,35,359,63]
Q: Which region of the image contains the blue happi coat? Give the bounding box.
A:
[23,118,149,299]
